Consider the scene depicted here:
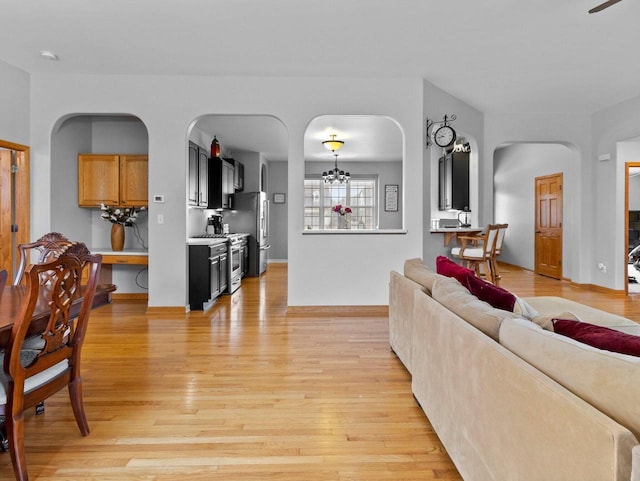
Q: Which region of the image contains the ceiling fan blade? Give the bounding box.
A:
[589,0,623,13]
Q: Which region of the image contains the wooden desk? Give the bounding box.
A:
[431,227,483,246]
[0,283,116,348]
[90,249,148,284]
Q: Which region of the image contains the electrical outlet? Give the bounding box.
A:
[598,262,607,273]
[157,214,164,224]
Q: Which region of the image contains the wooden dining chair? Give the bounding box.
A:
[12,232,73,286]
[451,224,500,284]
[0,270,7,293]
[0,242,102,481]
[489,223,508,286]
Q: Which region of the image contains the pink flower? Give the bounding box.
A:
[333,204,352,216]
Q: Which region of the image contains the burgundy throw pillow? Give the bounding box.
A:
[436,256,474,285]
[464,273,517,312]
[552,319,640,357]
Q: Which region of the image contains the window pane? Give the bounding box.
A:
[304,178,377,230]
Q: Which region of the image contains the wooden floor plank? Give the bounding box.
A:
[1,262,638,480]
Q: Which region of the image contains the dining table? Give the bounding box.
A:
[0,282,117,348]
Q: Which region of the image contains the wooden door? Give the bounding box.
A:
[535,173,563,279]
[0,141,30,284]
[119,155,148,206]
[78,154,120,206]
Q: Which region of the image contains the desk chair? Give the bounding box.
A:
[0,242,101,481]
[451,224,500,284]
[13,232,72,286]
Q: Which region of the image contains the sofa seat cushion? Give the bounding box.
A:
[500,317,640,441]
[431,276,518,340]
[404,258,447,295]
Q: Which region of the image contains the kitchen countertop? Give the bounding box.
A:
[90,248,148,255]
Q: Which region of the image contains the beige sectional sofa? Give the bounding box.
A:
[389,258,640,481]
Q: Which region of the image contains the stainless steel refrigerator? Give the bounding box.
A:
[227,191,270,276]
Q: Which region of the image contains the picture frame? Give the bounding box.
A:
[273,193,286,204]
[384,184,398,212]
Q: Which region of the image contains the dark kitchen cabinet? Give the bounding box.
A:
[233,159,244,192]
[188,142,209,207]
[438,152,469,211]
[189,242,228,310]
[208,157,235,209]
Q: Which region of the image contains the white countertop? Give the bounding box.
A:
[187,238,228,246]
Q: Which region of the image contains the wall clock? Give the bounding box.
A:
[433,125,457,148]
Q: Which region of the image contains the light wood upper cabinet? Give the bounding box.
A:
[119,155,148,206]
[78,154,148,207]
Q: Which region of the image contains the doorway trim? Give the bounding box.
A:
[624,162,640,295]
[0,139,30,283]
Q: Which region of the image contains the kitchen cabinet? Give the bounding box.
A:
[208,157,235,209]
[189,242,228,310]
[188,142,209,207]
[233,159,244,192]
[78,154,148,207]
[438,152,469,211]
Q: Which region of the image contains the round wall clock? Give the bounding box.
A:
[433,125,457,148]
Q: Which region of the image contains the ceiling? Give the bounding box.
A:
[1,0,638,160]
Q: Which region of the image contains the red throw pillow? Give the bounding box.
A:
[436,256,474,285]
[464,273,516,312]
[552,319,640,357]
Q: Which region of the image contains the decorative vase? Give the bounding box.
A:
[338,214,351,229]
[111,223,125,251]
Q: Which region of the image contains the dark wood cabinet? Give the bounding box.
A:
[233,159,244,192]
[208,157,235,209]
[439,152,469,211]
[188,142,209,207]
[189,242,228,310]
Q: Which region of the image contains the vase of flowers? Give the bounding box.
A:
[100,204,145,251]
[332,204,352,229]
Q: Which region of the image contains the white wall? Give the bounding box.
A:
[29,74,423,308]
[267,160,288,261]
[494,143,575,274]
[0,59,29,144]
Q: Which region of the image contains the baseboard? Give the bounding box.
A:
[145,305,189,315]
[287,305,389,317]
[499,261,626,296]
[569,282,626,296]
[112,293,148,300]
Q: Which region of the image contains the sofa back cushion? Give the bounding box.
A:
[431,276,517,340]
[500,317,640,441]
[404,258,447,295]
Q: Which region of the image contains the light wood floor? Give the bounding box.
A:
[1,262,639,480]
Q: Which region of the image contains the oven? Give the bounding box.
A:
[228,235,242,294]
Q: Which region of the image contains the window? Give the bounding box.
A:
[304,177,377,230]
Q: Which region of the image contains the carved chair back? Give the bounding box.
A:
[12,232,73,286]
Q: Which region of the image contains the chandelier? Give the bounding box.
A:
[322,153,350,184]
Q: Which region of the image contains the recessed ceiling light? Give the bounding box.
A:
[40,50,59,61]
